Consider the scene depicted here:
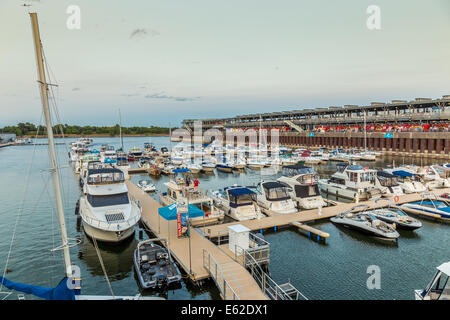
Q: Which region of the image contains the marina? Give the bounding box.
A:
[1,3,449,305]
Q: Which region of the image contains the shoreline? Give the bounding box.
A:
[19,133,170,138]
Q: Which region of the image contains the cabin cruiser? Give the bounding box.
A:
[255,181,297,215]
[201,161,216,172]
[433,165,450,186]
[374,171,404,198]
[160,147,170,157]
[318,164,383,201]
[412,165,450,190]
[211,186,263,221]
[216,162,233,173]
[415,261,450,300]
[75,154,101,174]
[400,194,450,221]
[185,162,202,174]
[277,165,326,209]
[138,180,156,192]
[368,207,422,230]
[330,204,399,240]
[246,156,267,169]
[383,169,427,194]
[78,168,141,242]
[129,146,143,157]
[134,239,181,289]
[159,180,224,226]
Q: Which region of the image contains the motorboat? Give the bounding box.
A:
[415,261,450,300]
[78,168,142,242]
[318,163,383,201]
[216,162,233,173]
[330,204,400,240]
[246,157,267,169]
[412,165,450,190]
[400,193,450,221]
[115,153,130,180]
[129,146,143,157]
[186,162,202,174]
[159,180,224,226]
[201,161,216,172]
[368,203,422,230]
[138,180,156,192]
[374,171,404,198]
[255,181,297,215]
[211,186,263,221]
[134,239,181,289]
[277,165,326,209]
[160,147,170,157]
[79,160,104,187]
[383,168,427,194]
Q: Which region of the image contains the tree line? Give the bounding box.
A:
[1,122,172,137]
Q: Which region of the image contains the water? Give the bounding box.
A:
[0,136,448,300]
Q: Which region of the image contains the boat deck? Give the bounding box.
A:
[127,181,267,300]
[200,188,450,237]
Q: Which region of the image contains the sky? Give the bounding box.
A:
[0,0,449,127]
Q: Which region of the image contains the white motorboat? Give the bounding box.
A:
[400,193,450,221]
[330,204,400,240]
[415,261,450,300]
[318,163,383,201]
[159,180,224,226]
[211,186,263,221]
[411,165,450,190]
[374,171,404,198]
[201,161,216,172]
[383,168,427,194]
[277,165,326,209]
[138,180,156,192]
[78,168,141,242]
[255,181,297,215]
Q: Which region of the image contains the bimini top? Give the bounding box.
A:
[172,168,190,173]
[377,171,396,178]
[392,170,415,177]
[227,187,255,196]
[262,181,286,189]
[87,168,123,175]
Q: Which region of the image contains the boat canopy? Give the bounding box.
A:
[377,171,396,178]
[227,187,255,196]
[262,181,287,189]
[173,168,190,173]
[282,165,315,176]
[158,203,204,220]
[392,170,415,177]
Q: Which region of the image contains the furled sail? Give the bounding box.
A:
[0,276,75,300]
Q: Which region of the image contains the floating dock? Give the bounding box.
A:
[127,181,267,300]
[199,189,450,238]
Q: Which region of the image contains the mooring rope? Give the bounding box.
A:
[91,237,115,298]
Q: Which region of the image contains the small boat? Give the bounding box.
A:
[368,207,422,230]
[400,193,450,221]
[211,186,263,221]
[201,162,216,172]
[415,261,450,300]
[127,154,135,162]
[129,146,143,157]
[133,239,181,289]
[216,163,233,173]
[330,204,400,240]
[255,181,298,215]
[383,168,427,194]
[138,180,156,192]
[186,163,202,174]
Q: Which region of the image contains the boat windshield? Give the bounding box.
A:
[378,176,399,187]
[264,187,290,201]
[294,184,320,198]
[87,192,129,207]
[87,171,124,184]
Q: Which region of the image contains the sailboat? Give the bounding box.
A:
[0,13,159,300]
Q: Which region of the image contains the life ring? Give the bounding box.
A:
[394,195,399,203]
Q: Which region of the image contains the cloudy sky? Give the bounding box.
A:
[0,0,449,127]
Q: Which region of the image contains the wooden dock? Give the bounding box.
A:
[127,181,267,300]
[290,221,329,241]
[200,188,450,238]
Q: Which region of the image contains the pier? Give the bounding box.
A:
[127,181,268,300]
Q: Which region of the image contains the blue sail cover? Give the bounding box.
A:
[392,170,415,177]
[158,203,204,221]
[0,276,75,300]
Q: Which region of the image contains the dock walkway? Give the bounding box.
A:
[200,188,450,238]
[127,181,267,300]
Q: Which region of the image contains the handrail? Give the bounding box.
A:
[202,249,240,300]
[233,243,307,300]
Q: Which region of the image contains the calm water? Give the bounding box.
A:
[0,136,448,300]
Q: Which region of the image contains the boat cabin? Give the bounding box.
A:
[86,168,125,185]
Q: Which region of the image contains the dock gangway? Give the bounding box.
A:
[284,120,304,133]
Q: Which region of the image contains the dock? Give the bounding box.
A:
[127,181,267,300]
[199,188,450,238]
[290,221,329,241]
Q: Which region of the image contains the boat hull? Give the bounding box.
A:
[82,221,135,243]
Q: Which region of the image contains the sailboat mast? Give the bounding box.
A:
[30,13,72,277]
[119,109,123,151]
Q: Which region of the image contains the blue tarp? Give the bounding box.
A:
[172,168,190,173]
[158,203,204,221]
[227,187,255,196]
[0,276,75,300]
[104,157,116,164]
[392,170,415,177]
